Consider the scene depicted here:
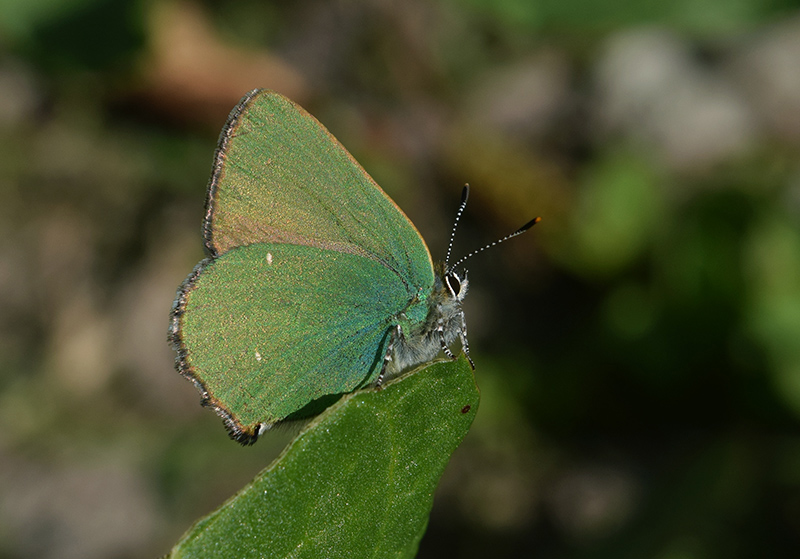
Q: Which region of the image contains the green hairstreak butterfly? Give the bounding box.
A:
[169,90,539,444]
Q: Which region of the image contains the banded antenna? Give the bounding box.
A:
[446,215,541,274]
[444,184,471,268]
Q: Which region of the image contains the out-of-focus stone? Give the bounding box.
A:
[0,455,159,559]
[465,52,573,142]
[732,15,800,143]
[594,28,755,172]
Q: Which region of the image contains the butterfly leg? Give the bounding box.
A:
[437,317,457,360]
[376,324,402,388]
[459,309,475,370]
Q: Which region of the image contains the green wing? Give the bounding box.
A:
[175,243,411,442]
[204,89,434,295]
[172,90,436,443]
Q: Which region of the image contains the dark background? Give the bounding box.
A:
[2,0,800,557]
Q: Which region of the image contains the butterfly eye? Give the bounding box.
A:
[445,272,461,298]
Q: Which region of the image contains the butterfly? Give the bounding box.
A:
[169,90,538,444]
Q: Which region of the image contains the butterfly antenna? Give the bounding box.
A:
[448,216,541,273]
[444,184,471,268]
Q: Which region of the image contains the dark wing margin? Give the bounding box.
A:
[168,259,261,445]
[202,88,262,259]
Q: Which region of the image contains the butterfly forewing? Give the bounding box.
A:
[206,90,433,292]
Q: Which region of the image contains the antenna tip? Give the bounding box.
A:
[461,184,470,203]
[517,216,542,233]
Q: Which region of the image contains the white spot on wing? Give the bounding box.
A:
[266,252,273,265]
[255,350,262,361]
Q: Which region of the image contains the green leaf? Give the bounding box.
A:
[167,357,479,559]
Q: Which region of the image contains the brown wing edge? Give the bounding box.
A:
[202,88,264,258]
[168,258,264,445]
[312,106,435,275]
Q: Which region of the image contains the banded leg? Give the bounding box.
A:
[459,310,475,370]
[377,324,402,387]
[437,316,457,360]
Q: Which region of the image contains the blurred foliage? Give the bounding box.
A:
[1,0,800,558]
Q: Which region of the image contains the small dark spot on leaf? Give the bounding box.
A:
[461,405,471,414]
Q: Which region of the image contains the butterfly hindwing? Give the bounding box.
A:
[174,243,411,439]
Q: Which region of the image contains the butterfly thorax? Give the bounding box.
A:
[385,262,469,377]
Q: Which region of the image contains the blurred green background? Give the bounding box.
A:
[2,0,800,557]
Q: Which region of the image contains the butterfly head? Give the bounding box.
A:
[444,269,468,302]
